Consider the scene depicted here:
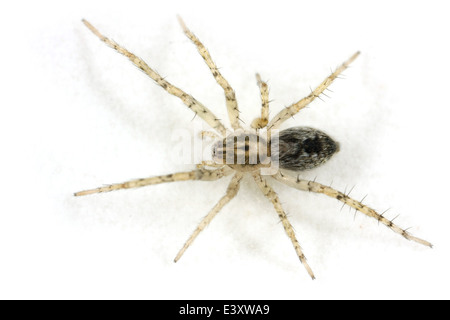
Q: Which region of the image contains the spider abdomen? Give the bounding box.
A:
[272,127,339,171]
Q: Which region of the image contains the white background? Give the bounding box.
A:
[1,0,449,299]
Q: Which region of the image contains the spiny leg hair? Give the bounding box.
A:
[177,16,241,131]
[252,171,315,279]
[82,19,227,136]
[267,51,360,132]
[174,172,244,262]
[74,167,232,197]
[273,171,432,248]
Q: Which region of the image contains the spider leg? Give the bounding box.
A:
[177,16,241,131]
[273,172,432,248]
[267,51,360,132]
[74,167,232,196]
[196,161,223,169]
[174,171,244,262]
[251,73,270,130]
[252,171,315,279]
[82,19,227,136]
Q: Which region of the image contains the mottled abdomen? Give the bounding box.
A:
[271,127,339,171]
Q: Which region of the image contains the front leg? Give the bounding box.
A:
[177,16,241,131]
[82,19,228,136]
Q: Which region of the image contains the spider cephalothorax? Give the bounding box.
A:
[211,130,271,172]
[76,18,431,279]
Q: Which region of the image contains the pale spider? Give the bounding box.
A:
[76,18,431,279]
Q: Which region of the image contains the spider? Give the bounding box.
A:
[76,18,431,279]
